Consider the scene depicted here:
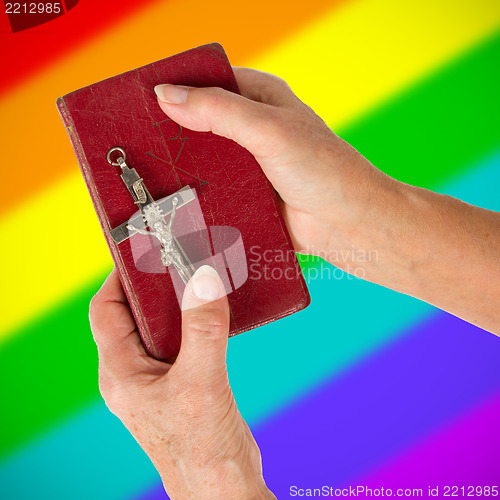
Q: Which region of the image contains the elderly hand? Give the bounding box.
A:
[89,265,275,500]
[154,67,368,258]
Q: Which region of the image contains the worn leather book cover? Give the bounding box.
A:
[57,43,310,360]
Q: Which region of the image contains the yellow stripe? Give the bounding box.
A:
[0,173,112,336]
[248,0,500,127]
[2,0,500,341]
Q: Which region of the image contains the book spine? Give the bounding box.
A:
[55,97,158,358]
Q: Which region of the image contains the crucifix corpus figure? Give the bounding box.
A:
[127,197,191,283]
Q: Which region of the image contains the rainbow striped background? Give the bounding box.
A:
[1,0,500,497]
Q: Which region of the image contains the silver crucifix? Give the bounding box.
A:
[107,147,196,284]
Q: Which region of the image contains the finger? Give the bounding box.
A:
[175,265,230,377]
[153,83,289,161]
[231,66,299,108]
[89,269,146,374]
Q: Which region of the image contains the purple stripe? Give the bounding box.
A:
[255,313,500,497]
[132,313,500,500]
[358,392,500,489]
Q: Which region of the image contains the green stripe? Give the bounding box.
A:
[2,31,500,461]
[0,282,107,461]
[341,30,500,189]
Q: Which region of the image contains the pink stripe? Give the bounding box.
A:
[358,393,500,488]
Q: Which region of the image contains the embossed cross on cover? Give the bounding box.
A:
[57,43,310,360]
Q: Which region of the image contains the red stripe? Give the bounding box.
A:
[0,0,164,96]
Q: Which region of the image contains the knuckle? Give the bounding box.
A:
[183,308,227,340]
[88,292,105,328]
[88,294,99,317]
[98,373,117,405]
[192,87,232,129]
[203,86,227,113]
[269,74,291,91]
[97,368,124,407]
[258,74,292,104]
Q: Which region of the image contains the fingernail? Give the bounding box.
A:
[191,265,221,301]
[154,84,189,104]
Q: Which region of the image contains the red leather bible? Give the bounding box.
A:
[57,43,310,360]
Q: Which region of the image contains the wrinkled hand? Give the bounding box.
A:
[89,265,275,500]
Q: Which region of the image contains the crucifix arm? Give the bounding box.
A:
[167,197,178,231]
[127,224,150,236]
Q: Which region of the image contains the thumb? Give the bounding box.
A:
[176,265,230,376]
[153,83,288,161]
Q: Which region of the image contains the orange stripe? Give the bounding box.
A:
[0,0,342,218]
